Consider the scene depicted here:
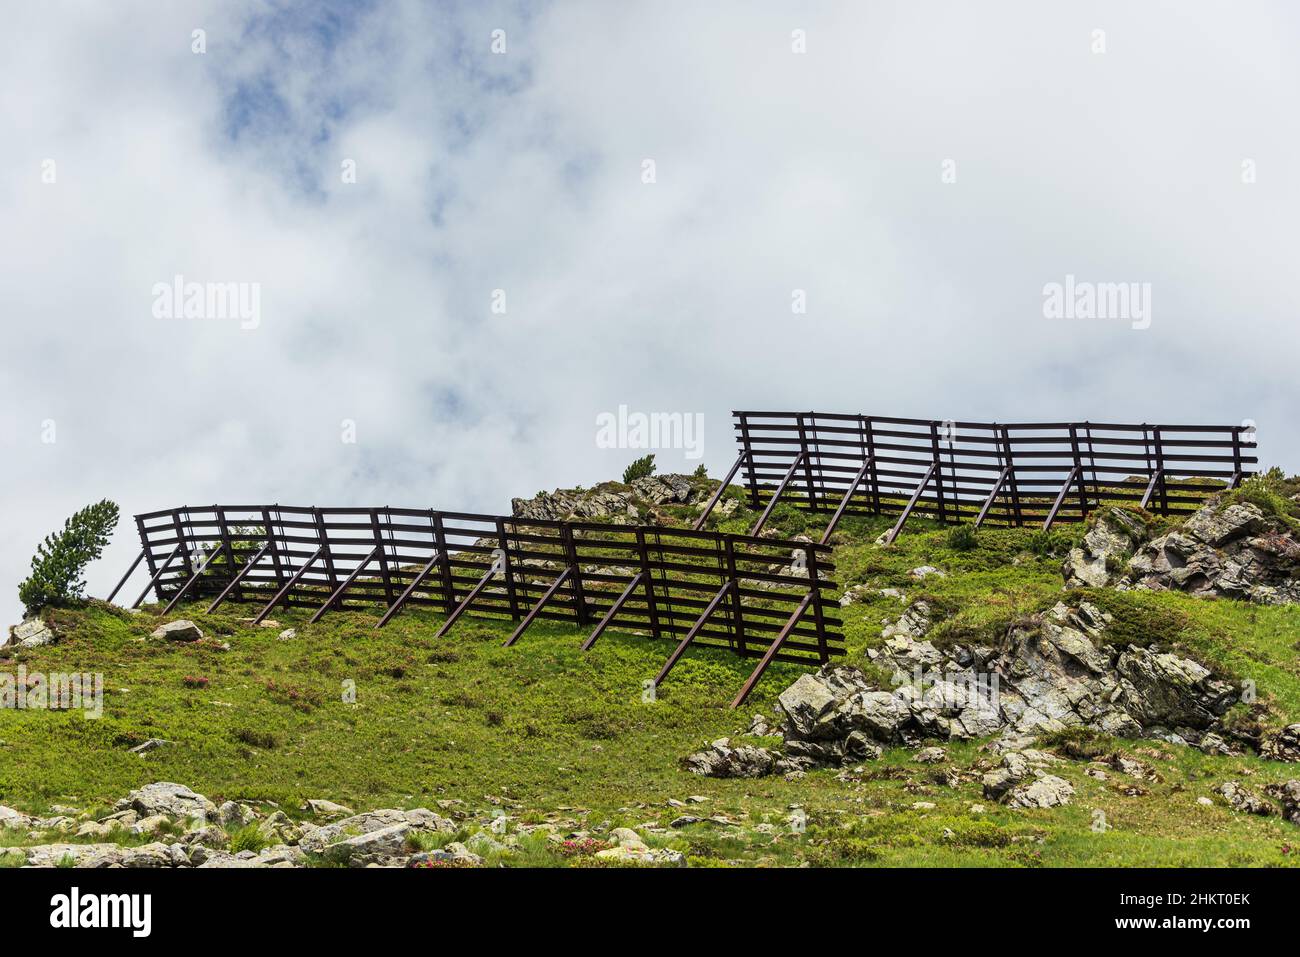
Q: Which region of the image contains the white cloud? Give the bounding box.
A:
[1,0,1296,625]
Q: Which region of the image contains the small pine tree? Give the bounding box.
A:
[692,463,708,479]
[18,500,120,616]
[946,524,978,552]
[622,454,656,484]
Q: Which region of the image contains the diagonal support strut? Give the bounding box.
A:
[503,567,572,647]
[375,551,443,629]
[749,452,807,536]
[206,542,270,613]
[883,462,938,545]
[729,592,814,709]
[653,580,736,687]
[310,546,380,624]
[253,546,324,625]
[162,542,230,615]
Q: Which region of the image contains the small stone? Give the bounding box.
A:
[129,738,171,755]
[908,566,946,580]
[303,799,354,820]
[151,620,203,642]
[912,747,947,764]
[278,628,297,641]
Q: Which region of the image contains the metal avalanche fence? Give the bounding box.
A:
[104,412,1255,706]
[108,505,844,707]
[695,411,1257,545]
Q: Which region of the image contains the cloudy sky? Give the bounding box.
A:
[2,1,1296,625]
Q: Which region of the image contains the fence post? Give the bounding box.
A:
[371,509,395,606]
[314,508,338,594]
[1153,427,1168,515]
[796,413,819,511]
[496,518,521,621]
[738,413,761,508]
[563,524,589,624]
[635,527,661,639]
[863,415,880,515]
[431,512,455,611]
[1069,424,1088,519]
[136,514,159,593]
[262,507,286,591]
[929,423,947,524]
[172,509,193,602]
[216,505,239,602]
[1000,427,1023,526]
[807,547,828,663]
[723,535,745,657]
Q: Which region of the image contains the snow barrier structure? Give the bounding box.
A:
[107,505,843,707]
[696,412,1257,545]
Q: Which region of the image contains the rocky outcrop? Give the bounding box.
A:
[1064,500,1300,605]
[680,738,782,778]
[5,618,57,648]
[1062,507,1148,588]
[686,599,1246,778]
[511,475,703,523]
[1123,503,1299,604]
[1261,725,1300,762]
[13,781,682,868]
[1218,781,1276,817]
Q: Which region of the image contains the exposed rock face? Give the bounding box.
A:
[24,842,181,868]
[1261,725,1300,762]
[680,738,781,778]
[686,599,1245,778]
[115,782,217,821]
[1217,781,1275,816]
[1124,503,1299,604]
[16,782,641,868]
[1064,500,1299,605]
[1009,774,1074,810]
[1063,507,1148,588]
[510,475,702,523]
[6,618,57,648]
[1264,780,1300,824]
[513,489,640,523]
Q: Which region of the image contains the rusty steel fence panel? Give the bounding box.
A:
[722,412,1256,538]
[120,505,845,706]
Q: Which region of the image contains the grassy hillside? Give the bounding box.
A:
[3,491,1300,867]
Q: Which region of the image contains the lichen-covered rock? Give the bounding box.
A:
[1007,774,1074,809]
[1063,507,1149,588]
[150,620,203,642]
[682,738,781,778]
[6,618,57,648]
[1121,502,1299,604]
[1217,781,1275,816]
[1263,780,1300,824]
[1261,724,1300,762]
[688,596,1248,776]
[510,475,702,523]
[881,601,934,641]
[25,841,177,868]
[115,782,217,822]
[297,808,454,856]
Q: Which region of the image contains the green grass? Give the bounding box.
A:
[3,498,1300,867]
